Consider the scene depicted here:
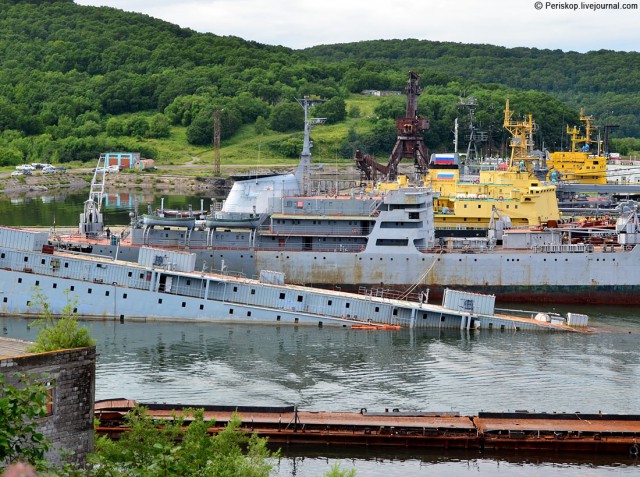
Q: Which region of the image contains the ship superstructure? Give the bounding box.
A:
[548,109,607,185]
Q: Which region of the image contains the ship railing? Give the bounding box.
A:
[357,286,424,304]
[257,225,367,236]
[157,282,207,299]
[255,243,366,252]
[532,244,589,253]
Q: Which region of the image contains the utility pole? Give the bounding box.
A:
[213,110,221,176]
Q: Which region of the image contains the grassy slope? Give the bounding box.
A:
[140,95,383,173]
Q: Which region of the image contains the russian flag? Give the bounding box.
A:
[436,172,455,180]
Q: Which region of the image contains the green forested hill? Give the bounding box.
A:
[303,39,640,137]
[0,0,637,170]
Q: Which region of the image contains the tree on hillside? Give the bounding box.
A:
[268,101,304,132]
[312,97,346,124]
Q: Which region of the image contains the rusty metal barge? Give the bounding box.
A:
[95,399,640,456]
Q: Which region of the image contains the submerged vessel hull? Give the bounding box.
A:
[84,237,640,305]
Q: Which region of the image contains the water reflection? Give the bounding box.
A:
[2,315,639,476]
[0,190,218,227]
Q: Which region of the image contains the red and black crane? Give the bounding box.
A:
[354,71,430,182]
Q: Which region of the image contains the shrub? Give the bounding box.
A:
[28,288,95,353]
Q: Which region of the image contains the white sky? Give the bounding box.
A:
[75,0,639,52]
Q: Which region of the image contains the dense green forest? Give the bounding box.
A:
[0,0,638,169]
[303,40,640,138]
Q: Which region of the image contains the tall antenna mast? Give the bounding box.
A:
[213,110,221,176]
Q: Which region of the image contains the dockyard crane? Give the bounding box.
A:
[354,71,430,182]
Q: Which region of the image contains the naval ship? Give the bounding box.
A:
[57,94,640,305]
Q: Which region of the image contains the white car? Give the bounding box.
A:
[10,170,23,176]
[16,164,35,171]
[42,166,56,174]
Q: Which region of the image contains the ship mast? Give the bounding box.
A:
[503,99,536,168]
[567,108,603,154]
[294,96,325,195]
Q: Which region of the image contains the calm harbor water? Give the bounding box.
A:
[2,190,640,475]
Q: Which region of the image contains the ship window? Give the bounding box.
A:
[277,315,281,321]
[251,289,256,295]
[229,308,234,315]
[70,286,74,291]
[297,295,303,302]
[478,205,481,209]
[247,311,251,317]
[158,298,163,304]
[88,288,92,294]
[186,279,191,285]
[295,317,299,323]
[35,280,39,286]
[464,204,467,209]
[123,293,127,299]
[375,307,379,312]
[279,293,285,299]
[182,302,186,307]
[41,259,45,265]
[105,291,109,297]
[393,309,398,316]
[23,256,28,262]
[233,286,238,292]
[139,273,144,279]
[346,303,350,309]
[128,272,132,277]
[53,283,57,289]
[199,304,204,310]
[441,315,446,322]
[328,300,332,306]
